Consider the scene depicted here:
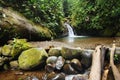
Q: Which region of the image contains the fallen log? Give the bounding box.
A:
[89,45,101,80]
[110,44,120,80]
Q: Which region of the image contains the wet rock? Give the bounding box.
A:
[45,64,55,73]
[1,45,12,56]
[81,49,93,69]
[18,48,48,70]
[10,60,19,69]
[45,72,65,80]
[55,56,65,70]
[63,63,78,74]
[46,56,57,64]
[25,76,39,80]
[48,47,62,56]
[72,74,88,80]
[71,59,83,73]
[61,47,82,59]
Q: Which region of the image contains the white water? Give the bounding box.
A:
[64,23,75,37]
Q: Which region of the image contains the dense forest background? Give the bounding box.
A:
[0,0,120,42]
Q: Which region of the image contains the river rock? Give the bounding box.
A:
[48,47,62,57]
[61,47,82,59]
[55,56,65,70]
[45,72,65,80]
[63,63,78,74]
[18,48,48,70]
[81,49,93,69]
[1,45,12,56]
[46,56,57,64]
[10,60,19,69]
[71,59,83,73]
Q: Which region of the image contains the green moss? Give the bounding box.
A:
[1,45,12,56]
[18,48,48,70]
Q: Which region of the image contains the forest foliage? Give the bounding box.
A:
[0,0,120,37]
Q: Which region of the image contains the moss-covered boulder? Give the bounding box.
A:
[1,45,12,56]
[18,48,48,70]
[0,7,53,44]
[48,47,62,57]
[1,39,32,58]
[61,47,82,59]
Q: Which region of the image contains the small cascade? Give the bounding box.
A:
[64,23,75,37]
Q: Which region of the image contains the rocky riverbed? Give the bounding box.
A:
[0,38,120,80]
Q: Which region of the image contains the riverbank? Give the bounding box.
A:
[0,37,120,80]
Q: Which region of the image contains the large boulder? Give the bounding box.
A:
[18,48,48,70]
[61,47,82,59]
[0,7,53,44]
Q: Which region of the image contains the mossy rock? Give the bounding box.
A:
[18,48,48,70]
[1,45,12,56]
[61,47,82,59]
[1,39,32,58]
[48,47,62,57]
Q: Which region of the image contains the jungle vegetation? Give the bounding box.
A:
[0,0,120,39]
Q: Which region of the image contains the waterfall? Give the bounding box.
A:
[64,23,75,37]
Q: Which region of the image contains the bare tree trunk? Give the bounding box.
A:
[89,45,101,80]
[110,44,120,80]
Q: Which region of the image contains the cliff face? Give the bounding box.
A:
[0,7,53,44]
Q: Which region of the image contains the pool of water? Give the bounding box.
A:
[55,36,120,48]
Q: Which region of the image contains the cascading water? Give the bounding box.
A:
[64,23,75,37]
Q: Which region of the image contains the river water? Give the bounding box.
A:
[55,36,120,48]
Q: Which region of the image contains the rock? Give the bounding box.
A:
[63,63,78,74]
[18,48,48,70]
[61,47,82,59]
[71,59,83,73]
[45,64,55,73]
[72,74,88,80]
[1,45,12,56]
[10,60,19,69]
[55,56,65,70]
[46,56,57,64]
[0,57,4,66]
[48,47,62,57]
[81,49,93,69]
[45,72,65,80]
[1,39,32,59]
[10,38,32,58]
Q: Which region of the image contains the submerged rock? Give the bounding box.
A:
[18,48,48,70]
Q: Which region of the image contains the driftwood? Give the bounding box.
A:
[110,44,120,80]
[89,45,102,80]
